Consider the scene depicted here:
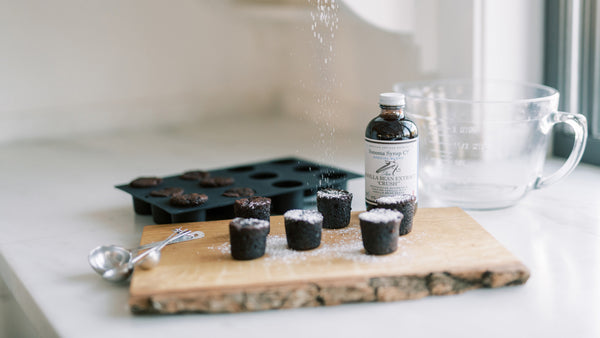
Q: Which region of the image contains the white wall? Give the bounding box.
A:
[0,0,285,142]
[0,0,544,143]
[478,0,545,81]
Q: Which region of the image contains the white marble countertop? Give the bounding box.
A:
[1,116,599,338]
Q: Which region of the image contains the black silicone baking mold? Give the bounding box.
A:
[116,157,362,224]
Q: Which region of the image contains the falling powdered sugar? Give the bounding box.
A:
[306,0,340,165]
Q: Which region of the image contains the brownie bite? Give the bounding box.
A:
[150,187,184,197]
[316,188,353,229]
[376,194,417,236]
[223,187,255,198]
[180,170,210,180]
[169,193,208,207]
[199,176,234,188]
[129,176,163,188]
[283,209,323,251]
[229,217,270,260]
[358,208,403,255]
[234,196,271,221]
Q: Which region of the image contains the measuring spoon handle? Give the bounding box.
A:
[131,230,191,265]
[133,231,204,252]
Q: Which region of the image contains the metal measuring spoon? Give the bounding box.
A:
[133,230,204,253]
[89,229,202,282]
[88,230,203,276]
[98,230,191,282]
[137,232,180,270]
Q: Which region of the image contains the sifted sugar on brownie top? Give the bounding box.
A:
[244,196,271,208]
[359,208,403,223]
[284,209,323,224]
[376,195,414,205]
[317,188,352,200]
[230,217,269,230]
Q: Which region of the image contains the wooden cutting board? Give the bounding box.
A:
[129,207,529,314]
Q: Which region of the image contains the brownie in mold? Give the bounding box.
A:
[200,176,235,188]
[170,193,208,207]
[223,187,255,198]
[116,157,362,223]
[150,187,184,197]
[129,177,163,188]
[180,170,210,180]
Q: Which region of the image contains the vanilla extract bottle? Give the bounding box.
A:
[365,93,419,210]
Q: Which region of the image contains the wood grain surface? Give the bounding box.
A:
[129,207,529,314]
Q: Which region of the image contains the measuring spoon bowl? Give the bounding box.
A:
[89,245,132,276]
[88,231,204,277]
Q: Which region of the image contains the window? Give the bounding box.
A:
[545,0,600,165]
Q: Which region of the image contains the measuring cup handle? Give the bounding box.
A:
[534,111,588,190]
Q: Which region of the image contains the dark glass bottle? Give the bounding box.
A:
[364,93,419,210]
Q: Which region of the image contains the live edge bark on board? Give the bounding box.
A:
[129,208,530,314]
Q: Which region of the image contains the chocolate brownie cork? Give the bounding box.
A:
[199,176,235,188]
[229,217,270,260]
[317,188,353,229]
[169,193,208,207]
[358,208,403,255]
[283,209,323,251]
[234,196,271,221]
[376,194,416,236]
[180,170,210,180]
[129,177,163,188]
[222,187,255,198]
[150,187,184,197]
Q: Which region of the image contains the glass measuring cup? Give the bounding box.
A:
[393,79,587,209]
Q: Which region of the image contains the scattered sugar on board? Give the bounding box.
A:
[206,242,231,255]
[272,226,421,264]
[206,223,427,263]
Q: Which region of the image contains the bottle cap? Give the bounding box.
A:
[379,92,405,106]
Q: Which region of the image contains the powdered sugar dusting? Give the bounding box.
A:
[231,217,269,229]
[207,223,426,264]
[246,197,271,207]
[284,209,323,224]
[317,188,351,199]
[376,195,415,205]
[207,241,231,255]
[262,225,417,264]
[358,209,403,223]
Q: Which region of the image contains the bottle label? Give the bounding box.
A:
[365,137,419,206]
